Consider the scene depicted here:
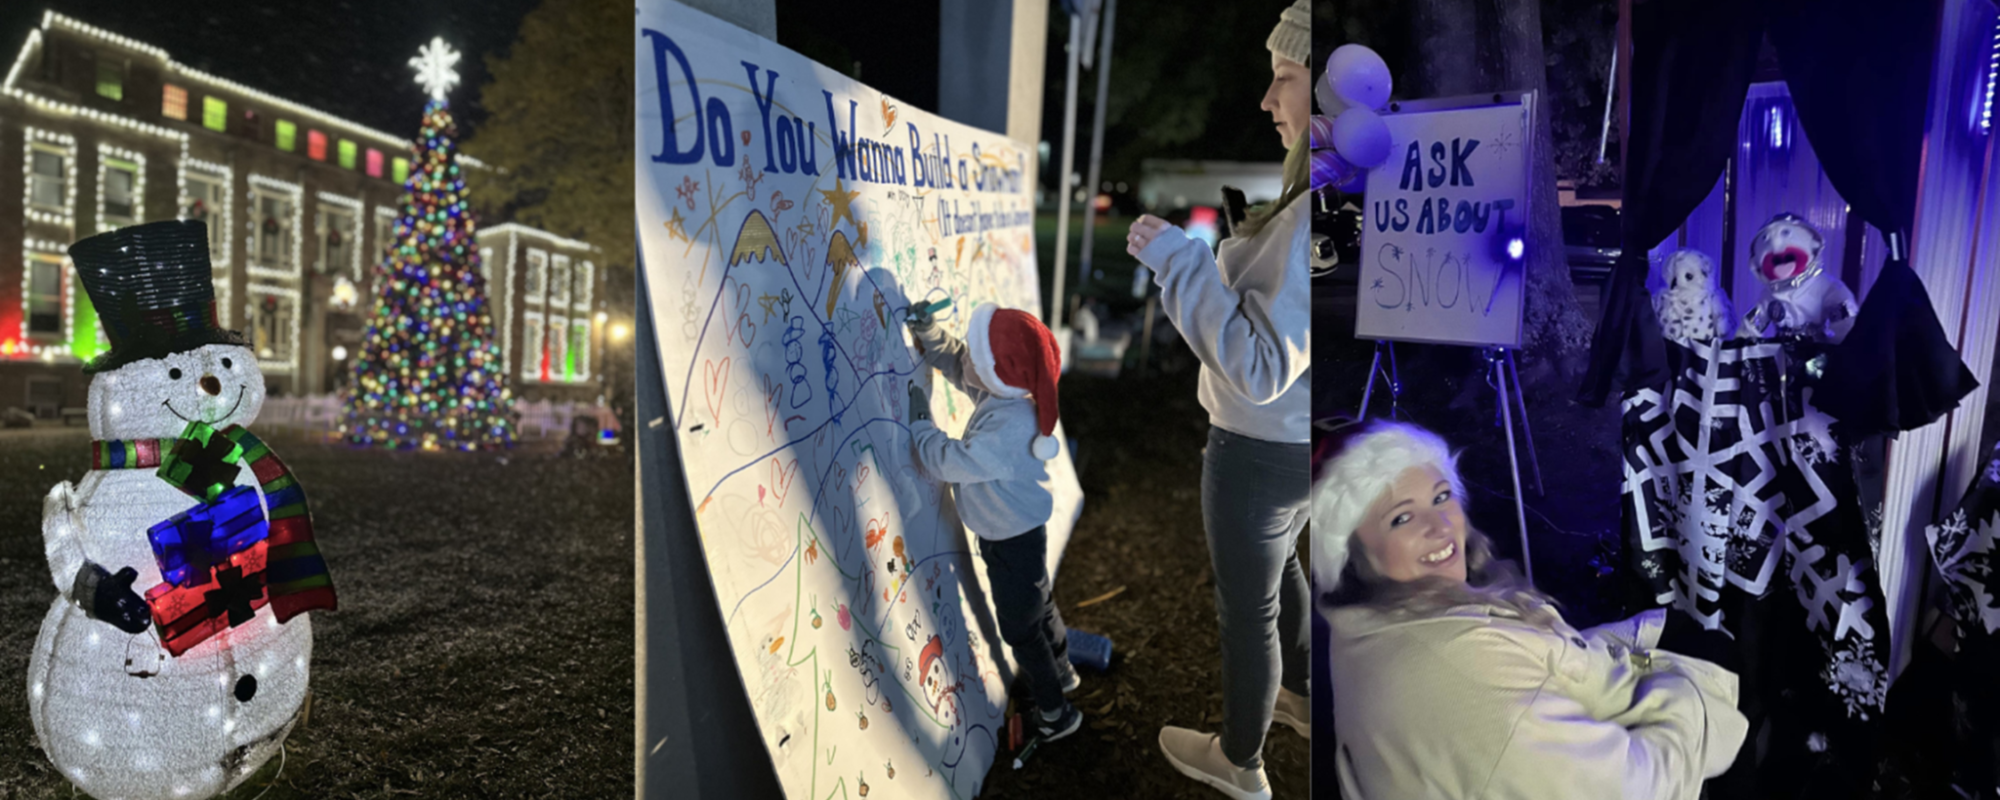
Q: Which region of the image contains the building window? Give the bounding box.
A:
[307,130,327,161]
[203,96,227,132]
[366,148,384,178]
[573,260,594,313]
[28,144,67,211]
[525,249,548,305]
[95,59,123,101]
[27,254,63,336]
[247,179,300,276]
[550,254,572,308]
[162,84,187,120]
[183,169,230,261]
[521,312,545,381]
[571,319,592,382]
[246,291,296,368]
[392,157,410,185]
[338,140,358,170]
[276,120,297,152]
[100,158,140,230]
[549,315,569,382]
[374,207,399,262]
[316,202,357,276]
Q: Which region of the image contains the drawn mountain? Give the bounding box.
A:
[731,209,789,267]
[825,230,860,318]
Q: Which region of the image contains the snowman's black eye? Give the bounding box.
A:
[221,358,233,370]
[168,368,183,380]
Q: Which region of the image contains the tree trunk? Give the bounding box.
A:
[1408,0,1593,382]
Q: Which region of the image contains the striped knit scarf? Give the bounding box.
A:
[91,426,337,622]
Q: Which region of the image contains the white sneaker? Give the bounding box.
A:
[1271,686,1309,739]
[1158,726,1272,800]
[1060,661,1081,694]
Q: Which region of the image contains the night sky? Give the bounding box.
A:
[0,0,543,138]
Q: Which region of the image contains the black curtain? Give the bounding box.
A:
[1765,0,1980,438]
[1574,0,1761,407]
[1577,0,1977,434]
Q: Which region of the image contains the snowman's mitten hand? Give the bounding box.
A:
[75,563,152,634]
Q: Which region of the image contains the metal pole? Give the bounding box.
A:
[1506,349,1545,496]
[1075,0,1117,302]
[1358,344,1381,420]
[1049,17,1083,330]
[1494,348,1534,585]
[1596,43,1618,164]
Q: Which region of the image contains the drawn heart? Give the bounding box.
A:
[768,458,800,507]
[702,357,731,426]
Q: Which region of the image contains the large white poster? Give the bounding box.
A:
[636,3,1083,798]
[1355,99,1532,348]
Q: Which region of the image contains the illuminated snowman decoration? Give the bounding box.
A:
[28,221,326,799]
[1738,213,1859,343]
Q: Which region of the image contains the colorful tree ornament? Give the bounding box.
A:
[341,39,517,451]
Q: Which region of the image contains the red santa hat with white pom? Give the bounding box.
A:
[965,302,1063,460]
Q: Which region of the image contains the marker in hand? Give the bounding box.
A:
[907,298,952,325]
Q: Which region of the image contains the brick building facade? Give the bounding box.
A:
[0,12,602,417]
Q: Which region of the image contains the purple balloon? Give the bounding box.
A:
[1311,149,1359,193]
[1327,44,1392,110]
[1339,170,1368,194]
[1332,107,1393,169]
[1309,115,1336,151]
[1315,71,1349,117]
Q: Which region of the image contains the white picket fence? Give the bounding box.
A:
[258,396,617,441]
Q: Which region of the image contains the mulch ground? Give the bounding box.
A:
[978,357,1312,799]
[0,427,634,799]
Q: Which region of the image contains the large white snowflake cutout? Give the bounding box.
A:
[409,36,462,101]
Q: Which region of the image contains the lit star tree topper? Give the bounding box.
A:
[341,39,516,451]
[409,36,461,100]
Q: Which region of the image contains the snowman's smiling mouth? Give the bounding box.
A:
[162,390,244,426]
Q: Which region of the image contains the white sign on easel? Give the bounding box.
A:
[1350,93,1543,583]
[1355,96,1532,348]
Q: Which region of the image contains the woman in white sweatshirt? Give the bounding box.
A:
[1312,419,1748,799]
[1126,3,1314,798]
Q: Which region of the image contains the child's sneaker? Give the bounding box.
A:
[1059,661,1082,694]
[1036,702,1084,742]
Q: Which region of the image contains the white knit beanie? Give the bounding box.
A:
[1268,0,1312,66]
[1310,420,1463,589]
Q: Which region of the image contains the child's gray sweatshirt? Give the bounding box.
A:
[908,333,1054,541]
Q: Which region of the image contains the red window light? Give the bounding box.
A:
[307,130,327,161]
[365,148,384,178]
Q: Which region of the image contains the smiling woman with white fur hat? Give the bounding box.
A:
[1312,418,1751,799]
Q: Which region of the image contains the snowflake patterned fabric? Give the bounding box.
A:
[1621,336,1889,798]
[1928,441,2000,637]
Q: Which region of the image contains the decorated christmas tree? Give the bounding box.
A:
[341,37,516,450]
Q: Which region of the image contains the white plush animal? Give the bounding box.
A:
[28,221,313,800]
[1738,213,1859,343]
[1653,249,1735,342]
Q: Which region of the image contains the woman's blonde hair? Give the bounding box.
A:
[1233,133,1308,240]
[1325,522,1560,629]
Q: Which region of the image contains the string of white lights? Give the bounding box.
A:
[94,142,146,233]
[14,240,70,359]
[524,248,547,307]
[481,222,593,251]
[245,175,303,375]
[550,313,568,382]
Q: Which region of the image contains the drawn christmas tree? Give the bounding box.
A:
[341,37,516,450]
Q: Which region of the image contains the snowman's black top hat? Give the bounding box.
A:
[70,220,246,374]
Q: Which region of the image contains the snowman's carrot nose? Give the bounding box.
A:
[199,374,221,396]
